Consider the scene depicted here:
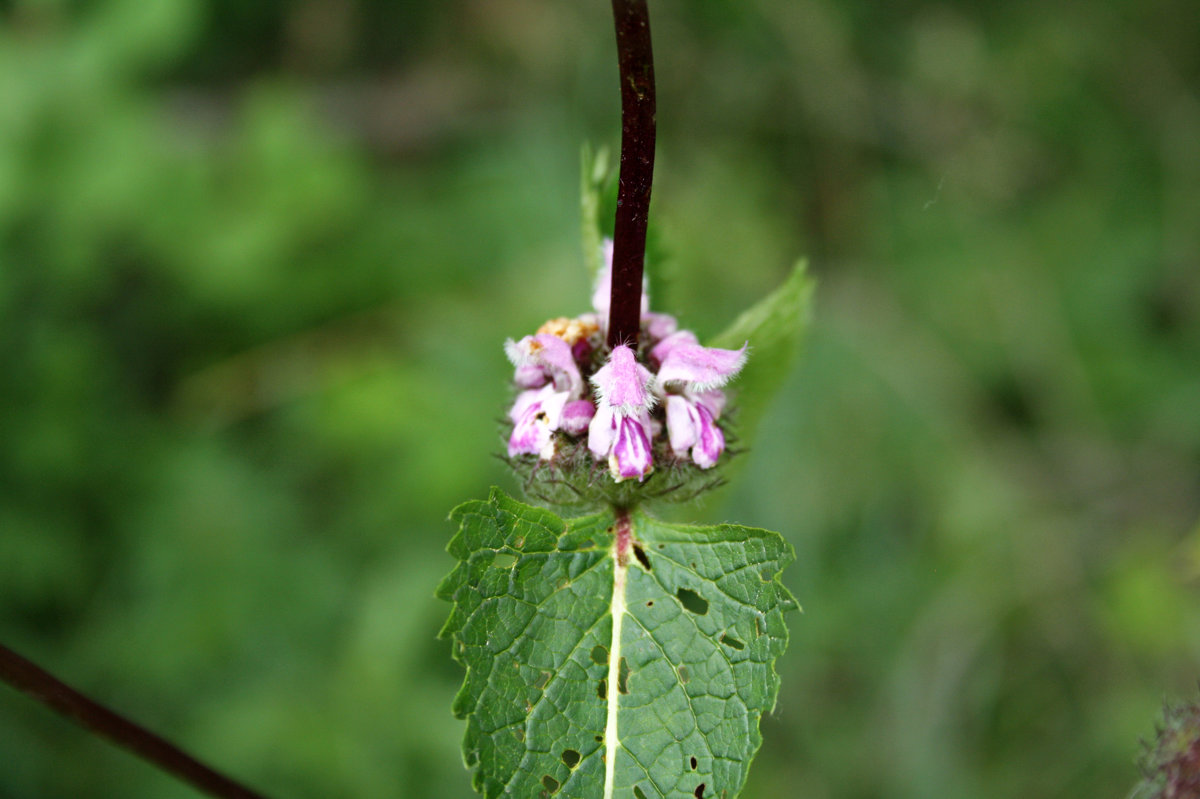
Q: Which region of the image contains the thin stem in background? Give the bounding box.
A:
[0,642,269,799]
[607,0,656,350]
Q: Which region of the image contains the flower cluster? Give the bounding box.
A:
[504,242,747,494]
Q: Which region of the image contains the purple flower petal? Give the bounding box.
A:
[689,401,724,469]
[655,342,748,392]
[643,312,678,342]
[691,389,727,419]
[505,334,584,397]
[591,345,655,413]
[587,403,617,458]
[610,412,653,481]
[507,385,569,460]
[649,329,698,367]
[508,387,544,425]
[665,393,727,468]
[665,395,697,456]
[560,399,596,435]
[514,363,547,389]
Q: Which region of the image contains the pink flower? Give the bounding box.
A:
[649,329,698,367]
[560,400,596,435]
[588,345,656,481]
[665,391,726,469]
[655,341,748,392]
[655,341,747,469]
[643,312,678,342]
[504,333,584,398]
[504,334,589,460]
[501,244,750,479]
[507,384,571,460]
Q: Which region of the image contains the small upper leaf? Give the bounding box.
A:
[440,489,798,798]
[581,143,614,280]
[710,260,814,448]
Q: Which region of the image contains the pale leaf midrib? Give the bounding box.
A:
[603,534,627,799]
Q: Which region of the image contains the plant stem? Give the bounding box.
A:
[607,0,656,349]
[0,642,269,799]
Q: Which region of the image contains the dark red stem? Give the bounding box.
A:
[614,508,633,567]
[0,642,269,799]
[607,0,656,350]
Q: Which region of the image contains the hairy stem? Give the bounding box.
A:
[0,643,268,799]
[607,0,656,349]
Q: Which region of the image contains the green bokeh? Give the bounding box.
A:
[2,1,1198,797]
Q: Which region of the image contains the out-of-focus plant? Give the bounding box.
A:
[1133,692,1200,799]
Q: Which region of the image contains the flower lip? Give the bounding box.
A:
[643,312,678,343]
[610,413,653,481]
[665,392,726,469]
[560,399,596,435]
[655,341,748,392]
[505,333,584,398]
[648,329,698,367]
[591,344,655,414]
[508,384,570,460]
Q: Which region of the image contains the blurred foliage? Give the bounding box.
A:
[1,1,1198,798]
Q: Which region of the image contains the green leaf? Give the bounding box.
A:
[581,143,613,280]
[709,260,815,449]
[439,489,798,798]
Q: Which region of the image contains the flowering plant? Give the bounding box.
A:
[438,228,811,795]
[504,241,749,507]
[437,3,814,797]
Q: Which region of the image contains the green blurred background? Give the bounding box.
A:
[2,0,1199,797]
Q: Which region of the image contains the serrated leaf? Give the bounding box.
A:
[440,489,797,798]
[710,260,814,448]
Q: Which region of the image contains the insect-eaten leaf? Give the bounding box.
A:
[438,488,798,798]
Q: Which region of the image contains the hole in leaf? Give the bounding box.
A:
[677,588,709,615]
[617,658,630,694]
[597,678,607,700]
[590,645,608,665]
[694,783,706,798]
[492,552,517,569]
[542,775,560,794]
[634,788,648,799]
[690,756,698,770]
[678,665,690,684]
[646,600,654,607]
[561,749,581,769]
[535,671,552,690]
[720,634,745,651]
[632,544,651,571]
[595,734,603,743]
[657,543,664,549]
